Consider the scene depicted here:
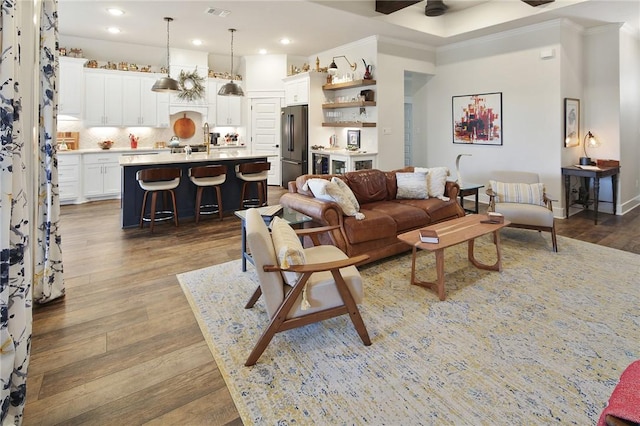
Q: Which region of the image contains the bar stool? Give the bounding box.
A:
[235,161,271,209]
[188,165,227,223]
[136,167,181,232]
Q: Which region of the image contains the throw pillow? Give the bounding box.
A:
[325,181,365,220]
[270,216,306,286]
[416,166,449,199]
[489,180,546,206]
[331,177,360,211]
[396,172,429,199]
[304,178,333,201]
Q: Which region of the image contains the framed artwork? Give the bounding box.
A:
[564,98,580,147]
[452,92,502,145]
[347,129,360,149]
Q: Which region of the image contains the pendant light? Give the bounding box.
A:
[152,17,180,93]
[218,28,244,96]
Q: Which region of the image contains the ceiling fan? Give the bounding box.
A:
[375,0,555,17]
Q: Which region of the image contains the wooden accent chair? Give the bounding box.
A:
[243,208,371,366]
[486,170,558,252]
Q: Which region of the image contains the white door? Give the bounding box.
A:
[251,98,282,186]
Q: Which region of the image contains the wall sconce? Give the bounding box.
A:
[328,56,357,75]
[580,131,600,165]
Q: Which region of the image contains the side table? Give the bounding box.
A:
[457,182,485,214]
[235,205,313,272]
[561,165,619,225]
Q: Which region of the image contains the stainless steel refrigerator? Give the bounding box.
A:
[281,105,308,187]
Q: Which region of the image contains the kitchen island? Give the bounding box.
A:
[119,151,276,228]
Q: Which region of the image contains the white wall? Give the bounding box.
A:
[427,21,564,210]
[618,26,640,213]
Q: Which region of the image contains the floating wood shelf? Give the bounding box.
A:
[322,101,376,109]
[322,79,376,90]
[322,122,377,128]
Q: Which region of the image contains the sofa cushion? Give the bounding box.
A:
[306,178,364,219]
[344,169,388,204]
[396,198,462,224]
[364,200,429,232]
[342,209,396,244]
[490,180,546,206]
[295,174,331,197]
[305,178,333,200]
[396,172,429,199]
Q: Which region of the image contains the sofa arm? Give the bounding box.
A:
[444,181,461,199]
[279,192,343,227]
[279,192,349,252]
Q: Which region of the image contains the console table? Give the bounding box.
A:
[561,165,619,225]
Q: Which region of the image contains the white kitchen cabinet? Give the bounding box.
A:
[216,81,242,126]
[57,153,81,204]
[122,74,158,126]
[58,57,86,119]
[328,152,377,174]
[283,75,309,106]
[206,79,218,125]
[157,92,170,128]
[84,69,123,126]
[83,152,121,198]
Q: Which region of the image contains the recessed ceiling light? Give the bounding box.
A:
[280,38,291,45]
[107,27,121,34]
[259,49,267,55]
[107,8,124,16]
[192,39,203,46]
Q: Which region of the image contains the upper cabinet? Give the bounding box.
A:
[59,57,86,119]
[321,79,377,128]
[216,81,242,126]
[84,69,123,126]
[122,74,159,126]
[284,75,309,106]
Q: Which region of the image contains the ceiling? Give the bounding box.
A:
[58,1,640,57]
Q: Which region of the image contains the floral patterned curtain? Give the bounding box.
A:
[1,0,63,423]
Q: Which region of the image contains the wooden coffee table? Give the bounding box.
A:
[397,214,510,301]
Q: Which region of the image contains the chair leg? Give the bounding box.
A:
[139,191,149,229]
[240,182,248,209]
[215,185,223,220]
[150,191,158,232]
[244,286,262,309]
[195,186,203,224]
[169,189,179,227]
[331,270,372,346]
[551,225,558,252]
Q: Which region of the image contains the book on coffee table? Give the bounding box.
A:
[419,228,439,243]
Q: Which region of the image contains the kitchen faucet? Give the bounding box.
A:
[203,122,210,155]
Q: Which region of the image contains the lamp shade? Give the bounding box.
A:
[328,60,338,75]
[218,81,244,96]
[151,76,180,92]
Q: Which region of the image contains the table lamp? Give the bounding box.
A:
[580,131,600,165]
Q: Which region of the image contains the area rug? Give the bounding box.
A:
[178,229,640,425]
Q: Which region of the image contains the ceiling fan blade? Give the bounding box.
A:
[521,0,555,6]
[375,0,421,15]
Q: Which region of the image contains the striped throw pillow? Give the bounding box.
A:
[490,181,546,206]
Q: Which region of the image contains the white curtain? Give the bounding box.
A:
[1,0,63,423]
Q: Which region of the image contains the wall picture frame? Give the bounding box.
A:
[452,92,502,145]
[564,98,580,147]
[347,129,360,149]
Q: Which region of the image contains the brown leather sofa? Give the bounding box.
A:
[279,167,465,264]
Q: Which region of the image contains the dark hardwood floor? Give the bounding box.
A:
[24,188,639,425]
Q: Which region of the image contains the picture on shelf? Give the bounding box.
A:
[347,129,360,149]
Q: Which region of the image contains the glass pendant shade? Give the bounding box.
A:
[152,17,180,93]
[219,28,244,97]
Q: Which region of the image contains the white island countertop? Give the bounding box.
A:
[119,151,277,166]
